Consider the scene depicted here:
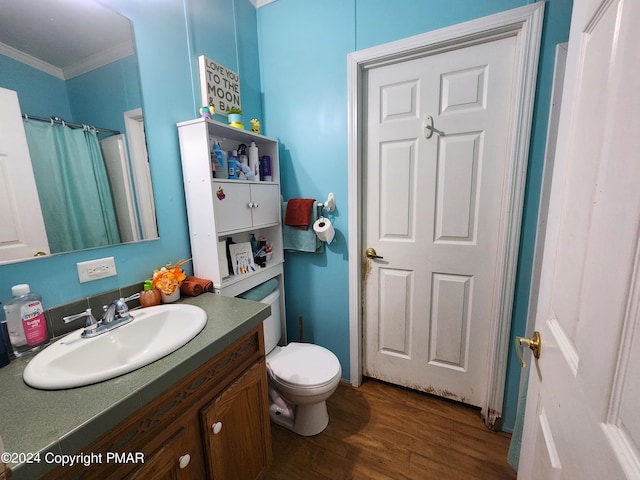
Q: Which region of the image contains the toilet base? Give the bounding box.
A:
[270,400,329,436]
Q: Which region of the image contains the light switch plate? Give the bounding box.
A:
[77,257,117,283]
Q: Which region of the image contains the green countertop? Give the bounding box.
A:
[0,293,270,480]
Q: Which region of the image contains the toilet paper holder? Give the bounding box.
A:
[314,193,336,244]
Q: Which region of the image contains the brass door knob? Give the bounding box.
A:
[365,247,383,259]
[515,331,541,368]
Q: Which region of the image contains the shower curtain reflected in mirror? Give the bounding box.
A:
[23,119,120,253]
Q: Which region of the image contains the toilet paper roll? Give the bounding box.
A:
[313,217,335,244]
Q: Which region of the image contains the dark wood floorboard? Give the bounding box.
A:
[265,378,516,480]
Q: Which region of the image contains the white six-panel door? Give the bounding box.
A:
[519,0,640,477]
[364,35,517,407]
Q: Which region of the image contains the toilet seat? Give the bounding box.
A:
[267,342,341,390]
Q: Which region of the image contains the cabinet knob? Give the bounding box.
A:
[178,454,191,469]
[247,202,260,209]
[212,421,223,434]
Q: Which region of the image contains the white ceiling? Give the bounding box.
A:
[0,0,133,80]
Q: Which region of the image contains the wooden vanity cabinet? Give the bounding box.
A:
[43,326,271,480]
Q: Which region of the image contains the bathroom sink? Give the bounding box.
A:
[23,304,207,390]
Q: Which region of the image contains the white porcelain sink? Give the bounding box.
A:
[23,304,207,390]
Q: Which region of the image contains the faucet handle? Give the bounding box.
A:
[63,308,95,324]
[63,308,99,333]
[124,293,141,302]
[114,293,141,318]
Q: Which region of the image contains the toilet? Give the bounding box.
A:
[260,289,342,436]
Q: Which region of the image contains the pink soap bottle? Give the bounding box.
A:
[3,284,50,357]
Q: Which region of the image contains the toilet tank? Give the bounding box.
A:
[261,289,281,354]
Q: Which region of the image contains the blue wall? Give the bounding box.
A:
[0,53,140,133]
[257,0,572,432]
[0,55,72,119]
[68,55,142,134]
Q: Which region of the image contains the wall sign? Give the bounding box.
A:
[198,55,241,114]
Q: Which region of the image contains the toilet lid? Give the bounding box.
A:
[267,343,341,388]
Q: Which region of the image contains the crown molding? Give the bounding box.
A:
[63,41,134,80]
[0,40,134,81]
[0,42,64,79]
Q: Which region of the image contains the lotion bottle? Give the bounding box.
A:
[3,284,50,357]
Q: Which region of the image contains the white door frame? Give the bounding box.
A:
[347,3,544,428]
[124,108,158,240]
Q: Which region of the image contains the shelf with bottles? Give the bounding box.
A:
[175,117,278,184]
[208,141,276,184]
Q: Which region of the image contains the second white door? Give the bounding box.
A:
[0,87,50,263]
[364,35,518,407]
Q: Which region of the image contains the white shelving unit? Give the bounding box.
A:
[177,118,286,327]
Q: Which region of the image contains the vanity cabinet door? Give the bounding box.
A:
[201,359,272,480]
[129,416,205,480]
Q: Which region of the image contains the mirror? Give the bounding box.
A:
[0,0,158,264]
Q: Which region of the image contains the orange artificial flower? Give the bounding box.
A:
[152,259,189,295]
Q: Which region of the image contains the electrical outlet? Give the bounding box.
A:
[77,257,117,283]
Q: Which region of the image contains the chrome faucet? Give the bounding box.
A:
[63,293,140,338]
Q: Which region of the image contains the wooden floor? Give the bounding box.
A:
[265,378,516,480]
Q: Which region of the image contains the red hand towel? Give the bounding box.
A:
[180,276,214,296]
[284,198,316,230]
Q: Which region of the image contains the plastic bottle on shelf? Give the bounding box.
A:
[3,284,50,357]
[212,142,228,179]
[209,140,217,178]
[228,150,238,179]
[248,141,259,179]
[260,155,272,181]
[250,233,258,255]
[238,143,248,167]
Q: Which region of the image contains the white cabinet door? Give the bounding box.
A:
[249,184,280,228]
[213,182,252,233]
[214,182,280,234]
